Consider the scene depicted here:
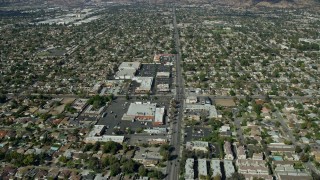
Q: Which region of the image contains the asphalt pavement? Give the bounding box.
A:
[166,5,184,180]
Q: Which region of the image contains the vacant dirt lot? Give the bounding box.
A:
[215,99,236,106]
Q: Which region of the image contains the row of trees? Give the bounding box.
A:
[1,151,49,167]
[57,141,165,178]
[87,95,114,109]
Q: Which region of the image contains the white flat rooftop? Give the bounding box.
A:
[118,62,141,70]
[126,102,156,117]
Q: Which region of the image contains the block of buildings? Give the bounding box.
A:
[186,96,198,104]
[185,158,194,180]
[115,62,141,79]
[185,104,218,118]
[83,105,106,117]
[238,166,269,175]
[211,159,221,177]
[90,82,102,95]
[157,84,170,92]
[224,160,235,178]
[122,102,164,125]
[156,72,170,78]
[198,159,208,178]
[268,144,295,153]
[133,147,162,167]
[132,77,153,94]
[144,127,167,134]
[219,125,231,133]
[71,99,88,112]
[186,141,209,152]
[252,153,264,160]
[224,141,234,160]
[243,174,273,180]
[147,138,167,145]
[84,125,124,143]
[154,107,165,126]
[153,54,161,63]
[236,159,266,167]
[237,146,246,160]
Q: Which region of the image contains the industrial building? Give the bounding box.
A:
[114,62,141,80]
[83,105,106,117]
[157,84,170,92]
[185,104,218,118]
[154,107,165,125]
[185,96,198,104]
[148,138,167,145]
[156,72,170,78]
[122,102,164,125]
[90,82,102,95]
[132,77,153,94]
[186,141,209,152]
[144,127,167,134]
[84,125,124,143]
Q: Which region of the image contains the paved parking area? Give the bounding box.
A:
[184,126,211,143]
[136,64,157,77]
[122,64,174,95]
[159,55,175,64]
[97,97,171,135]
[211,143,220,158]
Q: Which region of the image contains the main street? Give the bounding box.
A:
[166,5,184,180]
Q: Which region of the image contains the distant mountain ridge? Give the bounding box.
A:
[0,0,319,8]
[0,0,85,7]
[214,0,318,7]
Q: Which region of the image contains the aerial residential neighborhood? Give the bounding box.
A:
[0,0,319,179]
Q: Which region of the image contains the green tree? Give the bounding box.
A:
[23,154,35,165]
[122,159,138,174]
[103,141,122,154]
[227,172,245,180]
[0,94,6,103]
[83,143,94,152]
[253,103,263,115]
[229,90,236,96]
[284,140,292,145]
[92,142,101,152]
[59,156,68,163]
[304,145,311,153]
[110,163,121,176]
[64,103,77,113]
[199,71,206,82]
[88,157,99,169]
[295,145,302,153]
[138,166,147,176]
[300,154,309,162]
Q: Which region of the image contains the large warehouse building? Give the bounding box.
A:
[115,62,141,80]
[122,102,165,125]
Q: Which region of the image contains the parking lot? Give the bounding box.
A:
[159,55,175,64]
[184,126,211,143]
[133,63,173,95]
[96,97,171,135]
[136,64,158,77]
